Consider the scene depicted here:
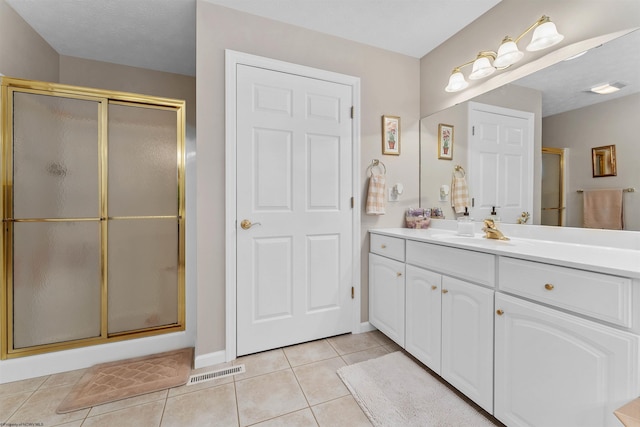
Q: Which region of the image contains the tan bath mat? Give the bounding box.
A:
[57,347,193,413]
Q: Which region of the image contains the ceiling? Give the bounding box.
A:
[514,28,640,117]
[6,0,501,77]
[6,0,638,117]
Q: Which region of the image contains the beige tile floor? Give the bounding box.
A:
[0,331,499,427]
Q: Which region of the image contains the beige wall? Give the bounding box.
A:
[543,93,640,230]
[59,56,196,128]
[0,0,58,81]
[196,1,420,357]
[420,0,640,117]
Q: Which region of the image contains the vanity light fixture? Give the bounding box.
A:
[445,15,564,93]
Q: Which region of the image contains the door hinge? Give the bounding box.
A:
[472,198,475,207]
[350,106,354,119]
[472,126,475,136]
[351,286,355,299]
[351,196,354,208]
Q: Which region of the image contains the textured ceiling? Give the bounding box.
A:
[202,0,501,58]
[7,0,197,76]
[6,0,501,76]
[515,29,640,117]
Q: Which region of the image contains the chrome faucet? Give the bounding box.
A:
[482,219,510,240]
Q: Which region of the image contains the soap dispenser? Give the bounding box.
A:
[488,206,501,225]
[457,207,474,236]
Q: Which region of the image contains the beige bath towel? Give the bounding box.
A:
[451,172,470,214]
[366,174,386,215]
[583,189,624,229]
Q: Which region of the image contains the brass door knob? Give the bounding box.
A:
[496,309,504,316]
[240,219,261,230]
[544,283,554,291]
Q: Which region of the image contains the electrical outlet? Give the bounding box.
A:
[388,188,399,202]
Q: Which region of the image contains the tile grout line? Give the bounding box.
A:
[157,391,169,427]
[232,375,241,427]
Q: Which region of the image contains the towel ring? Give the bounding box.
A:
[368,159,386,176]
[454,164,466,177]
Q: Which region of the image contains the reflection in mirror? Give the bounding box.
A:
[420,28,640,230]
[541,147,565,226]
[592,145,617,177]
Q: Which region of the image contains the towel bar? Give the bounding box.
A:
[576,188,635,193]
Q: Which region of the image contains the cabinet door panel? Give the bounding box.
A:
[495,293,640,427]
[405,265,441,374]
[441,276,494,414]
[369,253,405,346]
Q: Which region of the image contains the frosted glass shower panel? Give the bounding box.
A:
[12,222,101,348]
[12,93,99,219]
[108,104,178,217]
[108,219,179,334]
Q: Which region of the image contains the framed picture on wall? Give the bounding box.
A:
[438,123,453,160]
[382,115,400,155]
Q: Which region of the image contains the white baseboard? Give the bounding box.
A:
[359,321,376,333]
[194,350,227,369]
[0,331,193,384]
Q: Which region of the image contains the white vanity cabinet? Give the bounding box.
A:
[369,228,640,427]
[405,265,494,412]
[441,275,494,413]
[494,292,639,427]
[394,240,496,413]
[495,256,639,427]
[368,233,406,347]
[405,265,441,372]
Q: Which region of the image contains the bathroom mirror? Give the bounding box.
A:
[420,28,640,230]
[592,145,617,177]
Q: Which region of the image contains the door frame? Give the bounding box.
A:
[224,50,361,361]
[541,147,566,226]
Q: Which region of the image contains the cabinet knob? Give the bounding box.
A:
[442,289,448,294]
[544,283,554,291]
[431,285,438,290]
[496,309,504,316]
[397,272,402,277]
[381,244,387,249]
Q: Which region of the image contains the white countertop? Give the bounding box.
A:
[370,228,640,279]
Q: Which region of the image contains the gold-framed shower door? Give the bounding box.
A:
[0,77,186,359]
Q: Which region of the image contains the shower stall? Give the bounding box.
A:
[0,77,185,359]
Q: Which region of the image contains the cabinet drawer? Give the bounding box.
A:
[498,257,632,327]
[406,240,495,287]
[370,233,405,262]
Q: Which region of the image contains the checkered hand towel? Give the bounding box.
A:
[366,174,386,215]
[451,172,470,214]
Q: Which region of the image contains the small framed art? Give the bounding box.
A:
[382,115,400,155]
[438,123,453,160]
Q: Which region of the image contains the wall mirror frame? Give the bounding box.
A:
[592,145,617,177]
[420,27,640,230]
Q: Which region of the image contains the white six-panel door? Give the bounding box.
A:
[235,64,353,356]
[468,103,534,223]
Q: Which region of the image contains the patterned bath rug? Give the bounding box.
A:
[57,347,193,413]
